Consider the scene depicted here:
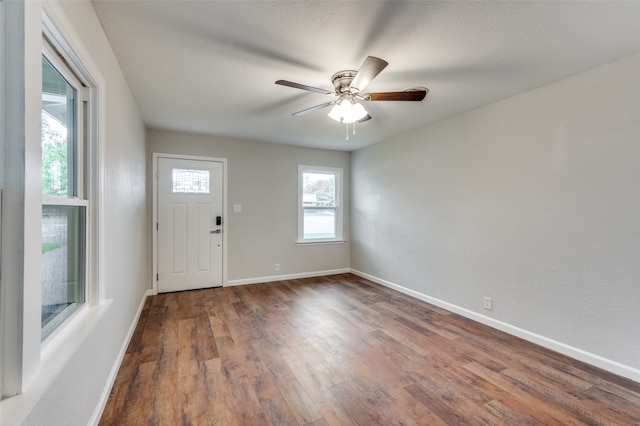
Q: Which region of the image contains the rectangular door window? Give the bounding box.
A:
[172,168,210,194]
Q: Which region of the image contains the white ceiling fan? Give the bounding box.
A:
[276,56,428,127]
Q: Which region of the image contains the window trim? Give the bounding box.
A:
[41,41,85,199]
[0,1,105,410]
[297,165,345,245]
[42,1,106,308]
[0,0,14,399]
[41,28,91,342]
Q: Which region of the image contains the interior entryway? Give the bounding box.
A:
[154,154,226,293]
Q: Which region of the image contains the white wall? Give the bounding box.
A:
[351,53,640,380]
[9,1,149,424]
[5,3,637,423]
[148,129,351,284]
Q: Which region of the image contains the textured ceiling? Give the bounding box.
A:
[92,0,640,151]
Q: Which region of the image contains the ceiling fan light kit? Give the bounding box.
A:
[328,97,368,123]
[275,56,427,139]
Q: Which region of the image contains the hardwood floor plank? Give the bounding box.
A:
[348,374,441,426]
[221,324,268,378]
[178,373,210,424]
[101,274,640,425]
[328,381,386,425]
[237,412,269,426]
[482,398,564,426]
[203,358,236,425]
[586,385,640,420]
[148,305,181,425]
[276,377,323,425]
[502,367,639,425]
[252,373,298,426]
[178,318,200,378]
[285,341,346,389]
[404,382,484,425]
[280,353,357,425]
[195,312,219,359]
[375,300,460,340]
[221,361,262,422]
[410,368,507,425]
[463,361,591,425]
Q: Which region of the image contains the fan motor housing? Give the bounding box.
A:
[331,70,358,94]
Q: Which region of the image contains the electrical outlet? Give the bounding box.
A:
[483,296,493,310]
[275,264,280,272]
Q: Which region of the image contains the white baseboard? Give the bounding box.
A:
[89,289,153,425]
[350,269,640,384]
[225,268,351,287]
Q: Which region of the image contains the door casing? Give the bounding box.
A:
[152,153,228,294]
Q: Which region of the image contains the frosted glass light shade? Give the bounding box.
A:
[328,99,367,123]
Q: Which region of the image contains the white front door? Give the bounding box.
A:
[157,157,223,292]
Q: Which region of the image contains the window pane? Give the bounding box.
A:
[303,208,336,239]
[41,205,85,334]
[172,168,210,194]
[42,56,76,197]
[303,172,336,207]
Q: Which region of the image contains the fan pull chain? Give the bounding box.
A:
[344,121,358,141]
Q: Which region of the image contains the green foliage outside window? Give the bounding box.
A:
[42,114,68,196]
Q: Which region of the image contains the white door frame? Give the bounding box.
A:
[152,152,228,294]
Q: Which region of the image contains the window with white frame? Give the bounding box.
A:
[298,165,343,243]
[40,38,89,339]
[0,2,102,403]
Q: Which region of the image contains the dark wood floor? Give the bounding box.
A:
[100,274,640,425]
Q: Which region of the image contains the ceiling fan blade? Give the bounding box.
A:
[292,101,336,116]
[358,114,372,123]
[349,56,389,93]
[275,80,334,95]
[363,89,428,101]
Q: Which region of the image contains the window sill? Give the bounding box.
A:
[296,239,347,246]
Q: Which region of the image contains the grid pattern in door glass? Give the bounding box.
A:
[172,168,210,194]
